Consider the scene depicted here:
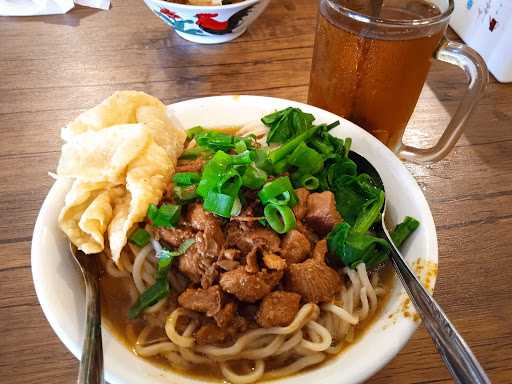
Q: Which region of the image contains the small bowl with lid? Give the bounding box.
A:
[143,0,271,44]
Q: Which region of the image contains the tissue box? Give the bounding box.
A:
[450,0,512,83]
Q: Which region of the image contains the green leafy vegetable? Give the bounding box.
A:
[128,228,151,247]
[186,126,205,139]
[174,185,198,202]
[391,216,420,247]
[269,125,321,164]
[147,204,181,228]
[287,142,324,175]
[262,107,315,144]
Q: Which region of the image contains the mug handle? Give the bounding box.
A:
[398,37,488,163]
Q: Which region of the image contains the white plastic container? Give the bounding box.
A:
[450,0,512,83]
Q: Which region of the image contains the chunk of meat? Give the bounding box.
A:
[157,227,195,248]
[262,252,287,270]
[178,237,219,288]
[214,302,237,328]
[176,158,205,173]
[223,248,241,260]
[286,258,342,303]
[187,203,225,258]
[256,291,301,328]
[304,191,342,236]
[293,188,310,220]
[195,323,229,345]
[245,247,259,273]
[217,259,240,271]
[220,267,284,303]
[295,221,319,243]
[312,239,328,263]
[227,225,280,254]
[280,230,311,264]
[177,285,223,316]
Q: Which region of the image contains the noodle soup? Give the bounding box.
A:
[93,107,419,383]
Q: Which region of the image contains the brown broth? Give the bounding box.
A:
[100,262,395,382]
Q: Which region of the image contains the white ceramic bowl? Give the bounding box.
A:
[32,95,438,384]
[142,0,270,44]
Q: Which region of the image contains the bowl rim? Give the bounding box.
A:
[31,94,438,384]
[146,0,261,11]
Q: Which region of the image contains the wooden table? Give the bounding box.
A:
[1,0,511,383]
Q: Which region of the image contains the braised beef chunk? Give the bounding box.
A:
[176,158,205,173]
[256,291,301,328]
[293,188,310,220]
[280,229,311,264]
[217,259,240,271]
[178,244,207,284]
[262,252,287,270]
[304,191,342,236]
[286,258,341,303]
[245,247,260,273]
[177,236,219,288]
[177,285,223,316]
[295,221,319,243]
[312,239,328,263]
[223,248,241,260]
[214,302,237,328]
[227,225,280,254]
[187,203,225,257]
[219,267,283,303]
[195,323,229,345]
[158,227,195,248]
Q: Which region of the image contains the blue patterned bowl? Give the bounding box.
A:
[143,0,271,44]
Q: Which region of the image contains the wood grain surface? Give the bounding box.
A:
[1,1,511,383]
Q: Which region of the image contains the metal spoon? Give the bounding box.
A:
[350,152,491,384]
[70,243,104,384]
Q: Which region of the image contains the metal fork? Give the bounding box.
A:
[70,243,104,384]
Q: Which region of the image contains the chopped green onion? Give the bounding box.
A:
[157,239,195,277]
[174,185,197,202]
[269,191,291,206]
[231,196,242,216]
[297,174,320,190]
[172,172,201,186]
[197,151,232,198]
[264,203,296,234]
[272,158,289,174]
[254,149,273,174]
[230,150,254,165]
[128,279,169,319]
[128,239,196,319]
[203,191,235,218]
[258,177,298,206]
[269,125,321,164]
[287,142,324,174]
[180,146,213,160]
[147,203,181,228]
[218,168,243,197]
[186,126,205,139]
[128,228,151,247]
[242,165,267,190]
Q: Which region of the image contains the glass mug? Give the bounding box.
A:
[308,0,488,162]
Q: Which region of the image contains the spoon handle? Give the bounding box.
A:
[386,239,490,384]
[78,273,104,384]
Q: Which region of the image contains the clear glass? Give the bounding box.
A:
[308,0,488,163]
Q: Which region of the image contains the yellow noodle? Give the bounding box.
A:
[220,360,265,384]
